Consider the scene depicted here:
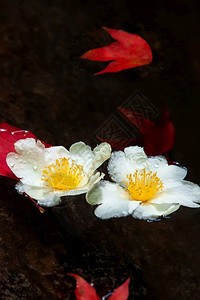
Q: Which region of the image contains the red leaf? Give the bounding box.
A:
[0,123,51,179]
[118,106,175,156]
[81,27,152,75]
[97,106,175,156]
[109,278,130,300]
[69,274,101,300]
[118,107,155,135]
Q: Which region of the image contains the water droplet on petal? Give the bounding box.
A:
[33,166,38,170]
[90,283,94,287]
[0,128,6,132]
[14,155,18,159]
[10,163,14,168]
[154,163,159,167]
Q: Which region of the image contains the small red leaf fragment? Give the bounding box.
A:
[69,274,100,300]
[81,27,152,74]
[109,278,130,300]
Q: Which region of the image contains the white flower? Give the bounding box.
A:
[6,138,111,207]
[86,146,200,220]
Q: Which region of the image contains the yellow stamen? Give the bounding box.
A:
[125,169,164,202]
[41,157,85,191]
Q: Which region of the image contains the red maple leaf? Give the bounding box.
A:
[97,106,175,156]
[81,27,152,75]
[69,274,130,300]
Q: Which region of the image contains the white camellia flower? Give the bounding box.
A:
[86,146,200,220]
[6,138,111,207]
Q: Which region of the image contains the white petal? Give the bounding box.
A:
[124,145,146,157]
[152,180,200,208]
[132,202,180,220]
[87,181,140,219]
[145,156,168,173]
[14,138,45,154]
[108,151,130,183]
[70,142,111,175]
[44,146,70,164]
[16,182,61,207]
[56,187,88,196]
[108,146,147,184]
[86,182,104,205]
[6,138,46,186]
[37,196,61,207]
[69,141,92,156]
[90,142,111,174]
[87,172,105,189]
[124,146,148,169]
[69,141,94,173]
[156,164,187,182]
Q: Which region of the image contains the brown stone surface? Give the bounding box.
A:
[0,0,200,299]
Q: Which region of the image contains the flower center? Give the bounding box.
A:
[125,169,164,202]
[41,157,85,191]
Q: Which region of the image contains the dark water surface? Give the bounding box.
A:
[0,0,200,299]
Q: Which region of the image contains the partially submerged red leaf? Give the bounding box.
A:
[81,27,152,75]
[118,107,155,135]
[0,123,51,179]
[69,274,100,300]
[119,106,175,156]
[97,106,175,156]
[109,278,130,300]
